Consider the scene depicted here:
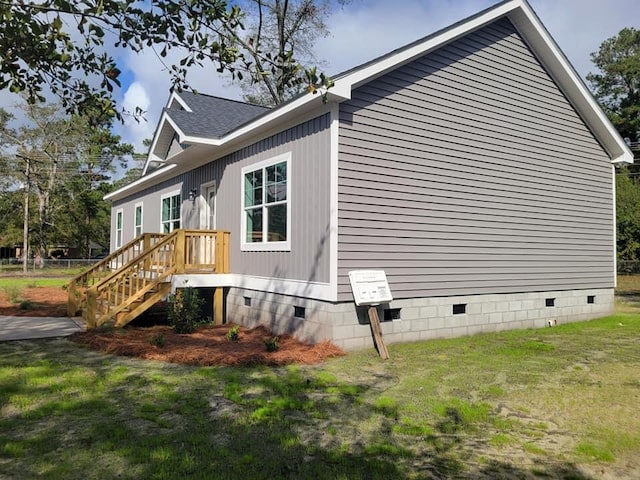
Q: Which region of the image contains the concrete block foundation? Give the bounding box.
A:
[225,288,614,351]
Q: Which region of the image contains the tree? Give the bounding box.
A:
[0,1,333,120]
[587,27,640,143]
[56,120,134,258]
[0,100,132,267]
[616,168,640,266]
[588,28,640,267]
[220,0,338,105]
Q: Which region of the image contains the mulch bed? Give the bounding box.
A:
[3,286,346,366]
[71,324,345,366]
[0,286,68,317]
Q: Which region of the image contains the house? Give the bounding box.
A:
[97,0,633,350]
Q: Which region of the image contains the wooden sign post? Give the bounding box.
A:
[348,270,393,360]
[367,305,389,360]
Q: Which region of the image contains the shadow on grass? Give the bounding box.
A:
[0,339,593,479]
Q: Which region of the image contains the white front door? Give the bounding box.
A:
[205,183,216,230]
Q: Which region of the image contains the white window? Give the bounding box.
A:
[241,153,291,251]
[134,203,143,237]
[161,191,181,233]
[115,209,123,249]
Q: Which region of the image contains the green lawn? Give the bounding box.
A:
[1,280,640,478]
[0,277,70,290]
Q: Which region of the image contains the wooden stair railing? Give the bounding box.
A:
[67,233,166,317]
[76,229,230,329]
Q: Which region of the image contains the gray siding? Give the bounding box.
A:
[112,113,332,284]
[111,181,183,250]
[337,18,614,301]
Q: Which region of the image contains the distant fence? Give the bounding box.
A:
[618,262,640,275]
[0,258,97,273]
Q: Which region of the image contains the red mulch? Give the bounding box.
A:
[3,285,346,366]
[71,325,345,366]
[0,286,68,317]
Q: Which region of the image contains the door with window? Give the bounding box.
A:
[198,182,217,266]
[205,183,216,230]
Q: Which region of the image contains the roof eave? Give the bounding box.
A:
[507,0,633,164]
[105,163,178,202]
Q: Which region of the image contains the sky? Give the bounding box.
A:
[2,0,638,154]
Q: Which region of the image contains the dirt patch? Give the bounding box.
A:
[71,325,345,366]
[0,286,68,317]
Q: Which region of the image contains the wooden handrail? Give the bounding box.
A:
[67,233,166,316]
[79,229,230,328]
[86,231,180,328]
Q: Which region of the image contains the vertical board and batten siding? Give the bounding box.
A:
[110,180,183,250]
[215,113,332,283]
[337,17,614,301]
[112,113,332,283]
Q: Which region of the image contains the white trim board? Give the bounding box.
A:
[329,103,340,300]
[171,274,336,302]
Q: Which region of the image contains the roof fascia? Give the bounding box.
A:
[166,91,192,112]
[104,163,178,201]
[143,110,172,175]
[141,92,193,175]
[509,0,633,164]
[142,110,192,174]
[333,0,517,93]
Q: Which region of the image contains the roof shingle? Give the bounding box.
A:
[168,91,270,139]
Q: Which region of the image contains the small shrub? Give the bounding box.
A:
[19,300,34,310]
[264,336,280,352]
[149,332,166,348]
[167,286,204,334]
[2,285,22,303]
[225,325,240,342]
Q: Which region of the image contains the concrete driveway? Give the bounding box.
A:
[0,316,85,341]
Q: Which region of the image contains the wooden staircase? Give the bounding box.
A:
[67,229,230,329]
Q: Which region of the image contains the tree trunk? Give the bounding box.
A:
[22,183,29,274]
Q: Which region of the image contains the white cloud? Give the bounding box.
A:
[120,82,152,151]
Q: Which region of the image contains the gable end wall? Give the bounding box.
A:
[337,18,614,302]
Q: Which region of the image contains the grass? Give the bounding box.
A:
[0,277,71,290]
[1,315,639,478]
[0,279,639,478]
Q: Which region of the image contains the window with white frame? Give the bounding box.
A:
[134,203,143,237]
[115,209,123,249]
[241,153,291,251]
[161,192,181,233]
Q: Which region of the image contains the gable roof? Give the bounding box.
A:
[109,0,632,201]
[167,92,269,139]
[143,92,270,174]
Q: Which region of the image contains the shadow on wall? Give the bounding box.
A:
[233,221,332,342]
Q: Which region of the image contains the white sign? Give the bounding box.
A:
[348,270,393,306]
